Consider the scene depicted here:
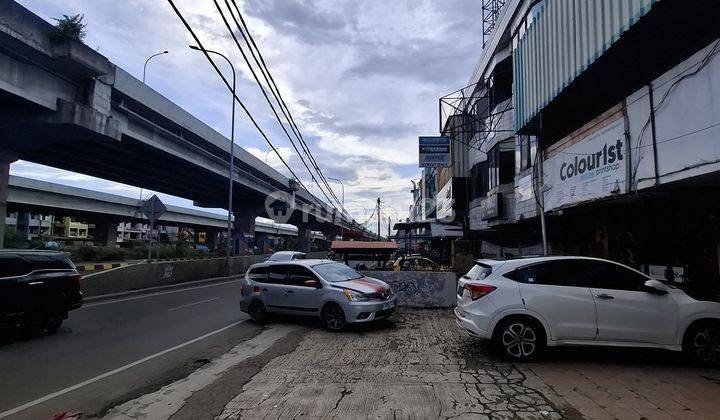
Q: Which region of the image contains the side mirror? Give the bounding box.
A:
[643,279,668,295]
[304,279,320,288]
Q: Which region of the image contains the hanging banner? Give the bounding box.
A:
[543,118,626,211]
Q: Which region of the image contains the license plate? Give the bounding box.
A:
[382,300,394,310]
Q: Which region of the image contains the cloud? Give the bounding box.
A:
[15,0,484,228]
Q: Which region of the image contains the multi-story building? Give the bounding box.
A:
[5,212,54,240]
[442,0,720,297]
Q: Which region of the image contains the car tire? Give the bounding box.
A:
[321,303,347,332]
[683,321,720,367]
[494,317,546,362]
[248,300,268,324]
[42,319,63,334]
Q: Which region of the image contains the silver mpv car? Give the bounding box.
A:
[239,259,397,331]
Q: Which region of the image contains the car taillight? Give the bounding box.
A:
[464,283,496,301]
[252,286,261,293]
[70,273,81,283]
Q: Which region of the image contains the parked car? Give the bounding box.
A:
[0,250,83,334]
[391,255,444,271]
[455,256,720,365]
[239,259,396,331]
[266,251,306,261]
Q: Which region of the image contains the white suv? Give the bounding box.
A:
[455,256,720,364]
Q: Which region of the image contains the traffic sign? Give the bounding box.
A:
[141,194,167,224]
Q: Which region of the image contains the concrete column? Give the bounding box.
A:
[297,226,311,253]
[0,150,18,249]
[233,213,256,255]
[93,219,120,247]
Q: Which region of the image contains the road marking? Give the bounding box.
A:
[0,320,245,419]
[82,279,239,309]
[103,325,298,420]
[167,297,220,312]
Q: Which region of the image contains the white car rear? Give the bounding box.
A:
[455,256,720,364]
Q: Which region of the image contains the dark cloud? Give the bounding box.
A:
[243,0,352,45]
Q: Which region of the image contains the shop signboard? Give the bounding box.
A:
[543,118,626,211]
[435,180,454,221]
[419,136,451,168]
[480,193,501,220]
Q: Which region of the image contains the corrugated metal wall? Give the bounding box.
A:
[513,0,659,130]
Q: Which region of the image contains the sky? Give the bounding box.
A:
[15,0,483,232]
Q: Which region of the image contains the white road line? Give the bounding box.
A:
[167,297,220,312]
[82,280,239,309]
[103,325,298,420]
[0,320,245,419]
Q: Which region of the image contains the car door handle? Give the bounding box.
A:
[286,290,294,294]
[595,293,614,300]
[261,288,268,291]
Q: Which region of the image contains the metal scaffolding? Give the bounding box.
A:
[482,0,506,47]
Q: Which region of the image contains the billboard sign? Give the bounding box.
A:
[419,136,451,168]
[543,118,626,211]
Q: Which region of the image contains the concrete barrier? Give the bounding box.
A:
[81,255,266,297]
[361,271,457,308]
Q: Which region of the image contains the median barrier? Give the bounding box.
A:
[81,255,266,297]
[360,271,457,308]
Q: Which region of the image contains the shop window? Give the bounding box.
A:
[470,161,489,200]
[489,143,515,189]
[516,135,538,173]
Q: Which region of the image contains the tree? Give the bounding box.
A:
[52,14,87,41]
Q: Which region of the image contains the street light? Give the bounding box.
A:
[190,45,236,269]
[327,177,345,239]
[142,50,169,84]
[265,149,272,164]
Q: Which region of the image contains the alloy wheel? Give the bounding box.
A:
[501,322,537,359]
[249,301,266,324]
[324,305,346,331]
[691,327,720,364]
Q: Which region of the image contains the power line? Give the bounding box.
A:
[212,0,339,213]
[224,0,348,217]
[166,0,318,207]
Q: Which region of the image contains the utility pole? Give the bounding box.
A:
[377,197,381,241]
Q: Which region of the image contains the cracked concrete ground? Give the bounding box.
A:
[216,310,568,419]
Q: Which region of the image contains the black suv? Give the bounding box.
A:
[1,250,83,334]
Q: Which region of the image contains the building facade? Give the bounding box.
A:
[442,0,720,297]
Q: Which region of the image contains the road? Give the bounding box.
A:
[0,279,262,419]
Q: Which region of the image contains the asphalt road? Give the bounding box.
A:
[0,279,262,419]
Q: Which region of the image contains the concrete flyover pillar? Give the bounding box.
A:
[93,218,120,247]
[232,212,256,255]
[0,150,18,249]
[297,226,311,253]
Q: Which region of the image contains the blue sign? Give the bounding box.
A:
[419,136,451,167]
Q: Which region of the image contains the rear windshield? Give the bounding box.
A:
[312,262,363,283]
[465,264,492,280]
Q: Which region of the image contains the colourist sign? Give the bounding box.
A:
[543,118,626,211]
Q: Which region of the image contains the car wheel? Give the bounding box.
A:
[322,303,346,332]
[684,322,720,366]
[248,300,267,324]
[42,319,63,334]
[495,318,545,361]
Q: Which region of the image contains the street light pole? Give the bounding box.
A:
[139,50,169,205]
[265,150,272,164]
[190,45,236,269]
[327,177,344,239]
[142,50,169,84]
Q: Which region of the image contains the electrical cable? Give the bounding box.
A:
[167,0,329,213]
[211,0,339,213]
[225,0,348,217]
